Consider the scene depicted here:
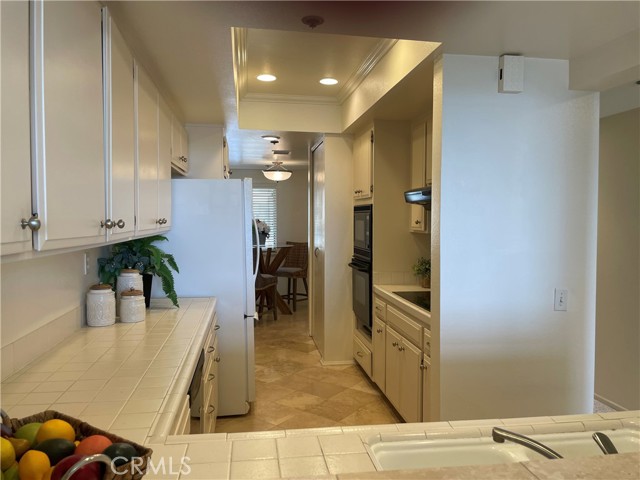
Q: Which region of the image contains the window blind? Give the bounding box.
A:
[253,187,277,248]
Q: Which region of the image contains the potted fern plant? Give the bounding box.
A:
[98,235,179,308]
[412,257,431,289]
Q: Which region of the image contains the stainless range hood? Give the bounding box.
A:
[404,186,431,207]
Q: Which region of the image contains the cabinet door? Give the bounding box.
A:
[1,1,33,255]
[158,96,172,229]
[372,317,386,390]
[135,63,160,234]
[385,326,402,411]
[31,1,105,250]
[353,129,372,199]
[422,354,431,422]
[104,10,135,241]
[399,339,422,423]
[410,122,427,232]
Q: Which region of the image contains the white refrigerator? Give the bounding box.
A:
[152,178,257,416]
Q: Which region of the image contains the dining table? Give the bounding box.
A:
[257,244,293,315]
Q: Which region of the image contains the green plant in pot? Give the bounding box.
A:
[412,257,431,288]
[98,235,179,308]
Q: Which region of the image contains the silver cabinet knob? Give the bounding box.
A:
[116,219,125,229]
[156,218,167,225]
[20,214,41,231]
[100,219,115,229]
[214,356,221,363]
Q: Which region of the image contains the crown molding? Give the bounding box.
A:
[242,92,340,106]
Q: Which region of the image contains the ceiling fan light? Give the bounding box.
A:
[257,74,277,82]
[319,77,338,85]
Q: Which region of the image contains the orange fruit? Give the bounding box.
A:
[35,419,75,444]
[18,450,50,480]
[42,466,56,480]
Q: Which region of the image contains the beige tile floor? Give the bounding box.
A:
[215,301,401,433]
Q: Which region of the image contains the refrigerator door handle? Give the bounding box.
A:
[252,218,260,282]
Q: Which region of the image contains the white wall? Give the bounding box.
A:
[233,169,308,245]
[595,107,640,411]
[183,124,224,179]
[0,247,105,379]
[436,55,599,420]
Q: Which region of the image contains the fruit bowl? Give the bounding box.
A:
[5,410,153,480]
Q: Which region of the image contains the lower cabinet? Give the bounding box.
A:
[201,326,220,433]
[171,394,191,435]
[372,317,386,390]
[422,354,431,422]
[385,325,422,422]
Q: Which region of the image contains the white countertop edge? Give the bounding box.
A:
[374,284,431,326]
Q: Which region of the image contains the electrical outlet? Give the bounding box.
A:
[554,288,568,311]
[84,253,90,275]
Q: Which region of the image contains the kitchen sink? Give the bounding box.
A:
[366,429,640,471]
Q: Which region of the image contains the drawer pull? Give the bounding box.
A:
[398,346,405,352]
[207,405,215,414]
[376,328,383,334]
[356,351,364,358]
[214,356,221,363]
[207,346,215,353]
[214,325,220,330]
[420,364,428,370]
[208,373,216,381]
[392,341,398,347]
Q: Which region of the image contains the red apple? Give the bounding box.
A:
[51,455,102,480]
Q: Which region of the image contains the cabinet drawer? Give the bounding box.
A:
[374,297,386,321]
[423,329,431,358]
[353,336,372,378]
[387,305,422,347]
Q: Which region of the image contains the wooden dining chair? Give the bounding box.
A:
[255,273,278,321]
[275,241,308,312]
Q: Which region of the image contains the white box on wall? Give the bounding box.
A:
[498,55,524,93]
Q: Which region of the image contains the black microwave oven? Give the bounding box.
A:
[353,205,372,261]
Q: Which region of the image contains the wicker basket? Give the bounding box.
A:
[5,410,153,480]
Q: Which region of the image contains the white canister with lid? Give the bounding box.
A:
[87,284,116,327]
[120,289,146,323]
[116,269,144,300]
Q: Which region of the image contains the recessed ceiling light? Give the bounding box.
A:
[261,135,280,141]
[319,78,338,86]
[257,74,277,82]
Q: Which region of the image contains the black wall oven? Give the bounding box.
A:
[350,205,372,337]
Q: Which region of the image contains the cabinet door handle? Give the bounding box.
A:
[100,219,115,229]
[398,346,405,352]
[392,341,398,347]
[214,356,221,362]
[207,346,215,353]
[376,328,383,334]
[116,219,125,229]
[414,220,422,225]
[420,363,428,370]
[214,325,220,330]
[356,351,364,358]
[207,405,215,414]
[208,373,216,381]
[156,218,163,224]
[20,214,41,231]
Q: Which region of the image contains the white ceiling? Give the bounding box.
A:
[106,1,639,169]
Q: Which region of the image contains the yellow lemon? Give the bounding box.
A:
[0,438,15,471]
[18,450,50,480]
[35,419,75,443]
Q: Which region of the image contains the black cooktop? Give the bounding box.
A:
[393,291,431,312]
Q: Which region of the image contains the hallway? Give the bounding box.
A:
[215,303,401,433]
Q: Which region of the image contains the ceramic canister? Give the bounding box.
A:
[120,289,146,323]
[87,284,116,327]
[116,269,143,301]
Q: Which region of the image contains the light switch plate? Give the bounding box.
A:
[554,288,568,311]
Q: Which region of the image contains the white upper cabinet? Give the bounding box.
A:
[135,62,161,234]
[31,1,106,251]
[1,1,33,255]
[171,114,189,175]
[158,96,173,229]
[353,128,373,200]
[410,120,432,233]
[103,8,135,242]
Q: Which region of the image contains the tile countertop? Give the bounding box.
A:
[2,299,639,479]
[374,284,431,329]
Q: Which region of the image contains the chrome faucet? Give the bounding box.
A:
[492,427,563,460]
